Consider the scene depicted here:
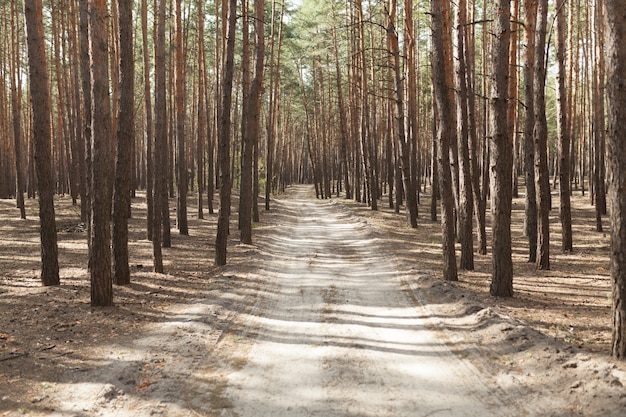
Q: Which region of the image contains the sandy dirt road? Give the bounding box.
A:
[215,186,520,417]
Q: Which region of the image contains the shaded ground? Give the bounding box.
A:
[0,185,625,416]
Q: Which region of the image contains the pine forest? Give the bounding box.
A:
[2,0,626,414]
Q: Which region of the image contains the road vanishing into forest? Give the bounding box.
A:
[213,186,520,417]
[41,185,545,417]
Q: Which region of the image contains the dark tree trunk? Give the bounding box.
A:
[175,0,188,236]
[534,0,551,270]
[604,0,626,360]
[196,0,206,220]
[454,0,474,270]
[141,0,154,241]
[387,0,418,228]
[489,0,513,297]
[24,0,60,286]
[523,0,538,263]
[10,0,26,220]
[215,0,236,265]
[153,0,168,273]
[89,0,113,306]
[113,0,134,286]
[79,0,93,263]
[555,0,572,252]
[431,0,458,282]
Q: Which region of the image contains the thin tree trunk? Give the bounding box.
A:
[113,0,134,286]
[153,0,168,273]
[89,0,114,306]
[215,0,236,265]
[523,0,538,263]
[534,0,551,270]
[489,0,514,296]
[555,0,572,252]
[387,0,417,227]
[10,0,26,219]
[454,0,474,270]
[604,0,626,361]
[431,0,458,282]
[24,0,60,286]
[175,0,188,235]
[142,0,154,241]
[196,0,206,220]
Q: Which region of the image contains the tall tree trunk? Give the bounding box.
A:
[215,0,236,265]
[89,0,113,306]
[555,0,572,252]
[331,4,351,200]
[243,0,264,243]
[153,0,168,273]
[196,0,207,220]
[534,0,550,270]
[431,0,458,282]
[489,0,513,296]
[113,0,134,286]
[175,0,188,235]
[387,0,417,227]
[79,0,93,262]
[523,0,538,263]
[10,0,26,219]
[24,0,60,286]
[454,0,474,270]
[141,0,155,241]
[604,0,626,361]
[593,0,607,231]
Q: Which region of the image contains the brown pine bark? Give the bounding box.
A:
[331,3,351,200]
[240,0,265,245]
[489,0,513,296]
[593,0,607,231]
[10,0,26,219]
[523,0,538,263]
[454,0,474,270]
[604,0,626,360]
[79,0,92,253]
[215,0,236,266]
[113,0,134,286]
[431,0,458,282]
[89,0,113,306]
[175,0,188,236]
[153,0,168,273]
[141,0,155,241]
[555,0,572,252]
[24,0,60,286]
[196,0,206,220]
[534,0,550,270]
[387,0,417,227]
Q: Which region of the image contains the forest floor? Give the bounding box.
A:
[1,184,626,416]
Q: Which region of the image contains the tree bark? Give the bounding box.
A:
[387,0,417,227]
[523,0,538,263]
[24,0,60,286]
[555,0,572,252]
[489,0,513,296]
[89,0,114,306]
[604,0,626,360]
[454,0,474,270]
[215,0,236,265]
[534,0,550,270]
[431,0,458,282]
[196,0,206,220]
[175,0,188,236]
[113,0,134,286]
[153,0,168,273]
[10,0,26,219]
